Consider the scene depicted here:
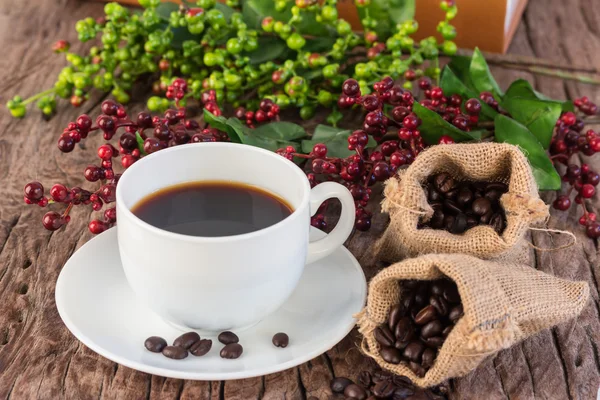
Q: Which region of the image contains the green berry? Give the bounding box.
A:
[206,9,226,29]
[291,5,300,16]
[403,81,413,90]
[275,0,287,12]
[321,5,338,21]
[72,73,91,89]
[197,0,216,8]
[400,36,414,50]
[400,20,419,35]
[336,20,351,35]
[116,47,131,61]
[9,104,26,118]
[262,17,274,32]
[203,52,223,67]
[139,0,160,8]
[322,64,339,79]
[300,105,315,120]
[226,38,243,54]
[386,37,401,50]
[441,40,457,55]
[445,6,458,20]
[354,63,370,79]
[188,21,205,34]
[224,72,242,89]
[317,90,333,106]
[244,37,258,51]
[437,22,457,40]
[286,33,306,50]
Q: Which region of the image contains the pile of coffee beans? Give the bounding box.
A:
[144,330,290,360]
[327,366,448,399]
[420,172,508,235]
[375,279,463,378]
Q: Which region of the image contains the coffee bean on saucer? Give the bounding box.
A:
[173,332,200,349]
[144,336,167,353]
[272,332,289,348]
[380,346,402,364]
[344,383,368,400]
[220,343,243,359]
[218,331,239,344]
[162,345,188,360]
[190,339,212,356]
[330,377,354,393]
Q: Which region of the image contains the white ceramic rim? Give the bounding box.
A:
[115,142,312,243]
[55,228,367,380]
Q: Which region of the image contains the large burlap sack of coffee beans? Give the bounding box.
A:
[356,253,589,387]
[376,143,550,263]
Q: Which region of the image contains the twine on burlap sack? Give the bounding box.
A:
[375,143,553,263]
[356,254,590,388]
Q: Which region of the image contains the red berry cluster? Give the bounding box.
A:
[165,78,187,101]
[234,99,281,128]
[24,96,228,234]
[200,89,222,117]
[549,98,600,238]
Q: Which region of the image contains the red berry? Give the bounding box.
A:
[43,211,65,231]
[312,143,327,158]
[76,114,92,132]
[452,116,468,131]
[121,155,136,169]
[438,135,455,144]
[342,79,360,97]
[586,222,600,239]
[89,220,108,235]
[418,78,431,90]
[58,133,75,152]
[24,182,44,202]
[373,161,390,181]
[101,100,119,116]
[403,114,420,130]
[465,99,482,115]
[581,184,595,198]
[561,112,577,126]
[553,195,571,211]
[362,95,380,111]
[97,144,114,160]
[430,87,444,100]
[355,215,371,231]
[50,184,69,202]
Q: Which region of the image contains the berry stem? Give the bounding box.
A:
[21,88,56,105]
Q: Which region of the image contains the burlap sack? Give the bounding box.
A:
[356,253,589,387]
[376,143,550,264]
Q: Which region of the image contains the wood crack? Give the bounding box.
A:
[520,344,537,399]
[61,344,78,396]
[579,1,600,39]
[256,376,265,400]
[219,380,225,400]
[322,352,335,378]
[585,325,600,374]
[552,329,574,400]
[492,356,510,399]
[0,213,21,257]
[296,367,308,400]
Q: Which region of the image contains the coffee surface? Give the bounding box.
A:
[131,181,293,237]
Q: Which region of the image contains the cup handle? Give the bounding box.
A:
[306,182,356,264]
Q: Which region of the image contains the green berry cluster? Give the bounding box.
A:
[7,0,457,121]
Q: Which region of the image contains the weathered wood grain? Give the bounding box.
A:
[0,0,599,398]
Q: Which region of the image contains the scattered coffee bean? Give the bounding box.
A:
[393,386,415,398]
[144,336,167,353]
[373,379,396,398]
[220,343,243,359]
[375,278,463,378]
[173,332,200,349]
[421,174,508,234]
[344,383,368,400]
[190,339,212,357]
[218,331,239,344]
[162,345,188,360]
[272,332,289,348]
[330,377,354,393]
[357,370,372,388]
[375,325,396,347]
[381,346,402,364]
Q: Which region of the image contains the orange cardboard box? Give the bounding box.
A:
[101,0,527,53]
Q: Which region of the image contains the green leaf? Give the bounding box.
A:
[304,37,336,53]
[242,0,328,36]
[503,79,574,112]
[203,109,242,143]
[469,48,503,98]
[412,103,485,144]
[247,37,287,64]
[215,3,234,21]
[155,1,179,20]
[440,66,498,120]
[357,0,415,37]
[502,97,562,149]
[494,114,561,190]
[301,125,376,158]
[252,122,307,141]
[135,132,147,155]
[239,133,298,153]
[447,56,476,90]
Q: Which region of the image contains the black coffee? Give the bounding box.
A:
[131,181,293,237]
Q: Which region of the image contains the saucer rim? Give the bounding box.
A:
[55,227,367,381]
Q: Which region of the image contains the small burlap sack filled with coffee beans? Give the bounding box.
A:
[376,143,551,263]
[356,253,589,387]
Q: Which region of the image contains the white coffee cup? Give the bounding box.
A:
[116,142,355,332]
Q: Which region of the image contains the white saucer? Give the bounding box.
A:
[55,227,366,380]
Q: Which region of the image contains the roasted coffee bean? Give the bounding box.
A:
[421,320,444,339]
[392,375,413,388]
[428,188,443,202]
[433,173,455,193]
[393,386,415,399]
[394,339,410,350]
[162,345,188,360]
[456,188,473,207]
[443,199,462,215]
[403,341,424,362]
[421,348,436,368]
[381,346,402,364]
[409,361,426,378]
[430,209,445,229]
[413,287,428,309]
[375,325,395,347]
[451,213,467,234]
[144,336,167,353]
[330,377,354,393]
[485,189,502,201]
[424,336,445,348]
[472,197,492,216]
[486,182,508,192]
[173,332,200,349]
[372,380,396,398]
[414,305,437,325]
[403,280,419,289]
[449,305,464,322]
[190,339,212,356]
[220,343,243,359]
[479,210,493,224]
[402,292,414,310]
[443,285,461,304]
[373,369,393,384]
[466,215,479,228]
[358,370,372,387]
[442,326,453,337]
[445,188,458,200]
[388,304,405,331]
[430,281,444,296]
[490,213,505,234]
[272,332,289,348]
[429,295,448,316]
[395,317,414,342]
[218,331,239,344]
[443,215,455,231]
[344,384,368,399]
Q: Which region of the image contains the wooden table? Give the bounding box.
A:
[1,0,600,398]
